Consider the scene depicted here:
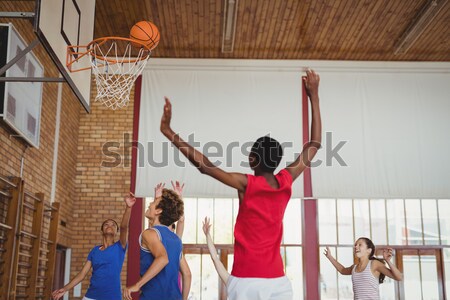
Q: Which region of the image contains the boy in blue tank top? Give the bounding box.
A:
[52,193,136,300]
[124,184,191,300]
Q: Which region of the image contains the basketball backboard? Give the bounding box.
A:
[34,0,95,112]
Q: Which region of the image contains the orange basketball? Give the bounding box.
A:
[129,21,160,50]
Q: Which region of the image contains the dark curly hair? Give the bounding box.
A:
[156,189,184,226]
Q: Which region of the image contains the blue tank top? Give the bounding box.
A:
[85,241,127,300]
[140,225,182,300]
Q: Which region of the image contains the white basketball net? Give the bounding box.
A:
[88,40,150,110]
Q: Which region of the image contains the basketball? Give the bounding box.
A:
[129,21,160,50]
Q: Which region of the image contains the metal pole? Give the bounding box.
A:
[0,38,40,76]
[0,12,35,18]
[0,77,65,82]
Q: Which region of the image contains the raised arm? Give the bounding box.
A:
[286,69,322,181]
[323,247,353,275]
[172,181,185,238]
[52,260,92,300]
[160,97,247,193]
[119,192,136,248]
[179,254,192,300]
[123,230,169,300]
[374,248,403,281]
[202,217,230,284]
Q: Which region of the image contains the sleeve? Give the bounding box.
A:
[281,168,293,185]
[116,240,127,252]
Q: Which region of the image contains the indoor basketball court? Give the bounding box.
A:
[0,1,449,300]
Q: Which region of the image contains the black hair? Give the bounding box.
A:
[358,237,386,284]
[101,219,119,232]
[250,136,283,172]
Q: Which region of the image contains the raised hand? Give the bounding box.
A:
[323,246,333,259]
[202,217,212,236]
[154,182,165,198]
[125,192,136,208]
[160,97,173,135]
[171,180,185,197]
[383,248,394,262]
[303,69,320,99]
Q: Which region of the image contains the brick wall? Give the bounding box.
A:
[71,83,135,298]
[0,3,81,250]
[1,3,137,298]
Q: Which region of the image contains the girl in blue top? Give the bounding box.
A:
[124,183,191,300]
[52,193,136,300]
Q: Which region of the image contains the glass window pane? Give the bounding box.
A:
[354,199,370,240]
[213,198,233,244]
[232,198,239,243]
[444,248,450,298]
[403,253,422,300]
[438,199,450,245]
[197,198,214,244]
[370,199,387,245]
[337,199,354,245]
[421,199,439,245]
[283,199,302,244]
[186,254,201,300]
[320,246,338,299]
[386,199,406,245]
[201,253,219,300]
[227,253,234,273]
[337,247,353,299]
[285,247,303,300]
[144,197,152,229]
[420,255,439,300]
[380,276,397,300]
[183,197,198,243]
[405,199,423,245]
[319,199,337,244]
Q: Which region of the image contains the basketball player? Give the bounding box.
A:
[51,193,136,300]
[160,69,322,299]
[123,185,191,300]
[324,238,402,299]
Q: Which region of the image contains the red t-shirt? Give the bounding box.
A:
[231,169,293,278]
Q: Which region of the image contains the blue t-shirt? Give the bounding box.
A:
[140,225,182,300]
[85,241,127,300]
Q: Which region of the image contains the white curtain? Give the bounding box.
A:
[135,59,450,199]
[312,68,450,198]
[135,59,305,198]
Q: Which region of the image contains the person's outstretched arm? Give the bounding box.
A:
[374,248,403,281]
[202,217,230,284]
[160,97,247,193]
[172,181,185,238]
[51,261,92,300]
[323,247,353,275]
[123,229,169,300]
[120,192,136,248]
[179,254,192,300]
[286,69,322,181]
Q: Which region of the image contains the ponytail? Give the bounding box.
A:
[359,237,385,284]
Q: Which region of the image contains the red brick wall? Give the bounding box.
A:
[0,3,81,248]
[71,83,135,298]
[1,3,135,299]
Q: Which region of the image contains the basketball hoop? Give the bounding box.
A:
[67,37,151,110]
